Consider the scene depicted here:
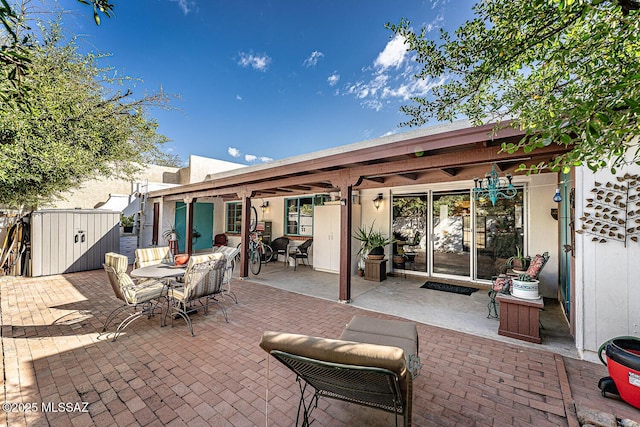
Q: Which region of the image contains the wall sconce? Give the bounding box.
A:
[553,188,562,203]
[373,193,383,210]
[260,201,269,213]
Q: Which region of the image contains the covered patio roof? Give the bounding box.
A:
[149,120,570,201]
[148,120,571,301]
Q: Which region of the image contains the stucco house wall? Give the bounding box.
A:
[43,164,180,210]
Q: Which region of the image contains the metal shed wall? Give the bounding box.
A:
[31,210,120,277]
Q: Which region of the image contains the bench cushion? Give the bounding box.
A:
[340,315,418,359]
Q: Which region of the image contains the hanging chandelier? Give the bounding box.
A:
[472,164,517,206]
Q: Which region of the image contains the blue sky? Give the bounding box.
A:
[57,0,477,166]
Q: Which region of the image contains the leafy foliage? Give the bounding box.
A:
[1,1,114,105]
[0,21,174,208]
[353,222,395,256]
[388,0,640,173]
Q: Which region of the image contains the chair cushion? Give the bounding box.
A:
[122,280,166,304]
[493,274,512,293]
[259,331,407,378]
[135,247,173,268]
[105,252,129,273]
[339,315,418,359]
[526,254,546,279]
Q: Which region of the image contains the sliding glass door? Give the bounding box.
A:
[474,190,525,280]
[432,190,471,277]
[392,195,427,273]
[392,187,526,281]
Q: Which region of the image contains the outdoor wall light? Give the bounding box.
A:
[373,193,384,210]
[553,188,562,203]
[260,201,269,213]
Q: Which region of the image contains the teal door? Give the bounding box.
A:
[174,202,214,253]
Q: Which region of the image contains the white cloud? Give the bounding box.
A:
[303,51,324,67]
[340,30,446,111]
[169,0,196,15]
[244,154,257,162]
[374,35,408,71]
[327,72,340,86]
[228,147,241,157]
[236,94,242,101]
[259,156,273,162]
[346,74,389,100]
[238,52,272,72]
[424,13,445,33]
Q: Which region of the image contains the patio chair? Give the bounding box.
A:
[134,246,173,269]
[213,233,228,247]
[102,252,167,341]
[164,258,228,336]
[268,237,290,264]
[488,251,550,318]
[260,328,413,427]
[212,245,241,303]
[288,239,312,271]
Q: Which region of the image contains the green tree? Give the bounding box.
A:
[0,22,174,208]
[1,0,113,106]
[388,0,640,173]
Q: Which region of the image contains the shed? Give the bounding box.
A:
[30,209,120,277]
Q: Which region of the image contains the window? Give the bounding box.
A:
[285,196,314,236]
[226,202,243,233]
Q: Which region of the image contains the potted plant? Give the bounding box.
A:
[506,246,530,272]
[120,213,135,233]
[354,223,395,260]
[511,273,540,300]
[162,224,180,241]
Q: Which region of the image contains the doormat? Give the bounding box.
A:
[420,281,479,296]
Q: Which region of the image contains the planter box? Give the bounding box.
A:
[364,258,387,282]
[497,293,544,343]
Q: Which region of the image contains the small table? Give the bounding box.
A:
[496,293,544,344]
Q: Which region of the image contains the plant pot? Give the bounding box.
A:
[511,279,539,300]
[123,226,133,233]
[368,246,385,260]
[392,255,405,268]
[357,269,364,277]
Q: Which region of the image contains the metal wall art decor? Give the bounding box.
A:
[577,173,640,247]
[472,164,517,206]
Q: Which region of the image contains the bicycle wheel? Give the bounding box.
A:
[262,244,274,263]
[249,246,262,275]
[249,206,258,232]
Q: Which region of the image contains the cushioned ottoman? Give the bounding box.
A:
[339,315,421,377]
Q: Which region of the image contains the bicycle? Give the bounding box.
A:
[247,231,274,275]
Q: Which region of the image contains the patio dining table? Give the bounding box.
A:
[131,263,186,281]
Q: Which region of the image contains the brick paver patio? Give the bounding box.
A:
[1,270,638,426]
